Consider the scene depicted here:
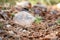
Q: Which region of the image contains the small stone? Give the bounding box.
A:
[8,31,15,35]
[0,37,2,40]
[22,29,30,34]
[0,30,5,33]
[6,25,11,28]
[45,33,57,40]
[19,28,23,32]
[22,30,27,33]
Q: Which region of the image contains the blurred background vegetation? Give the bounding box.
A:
[0,0,60,6]
[29,0,60,5]
[0,0,19,6]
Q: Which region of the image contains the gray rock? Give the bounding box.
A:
[0,37,2,40]
[13,11,35,27]
[0,30,5,33]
